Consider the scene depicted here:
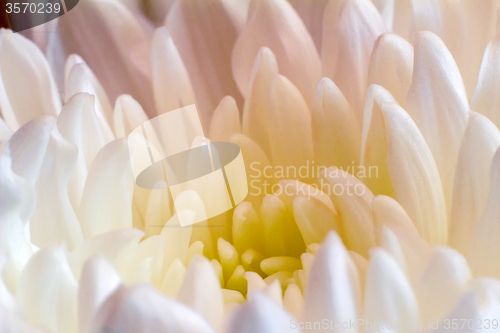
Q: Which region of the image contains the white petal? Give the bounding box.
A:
[0,30,61,131]
[78,256,121,333]
[368,33,413,107]
[177,255,224,331]
[471,35,500,129]
[58,0,154,117]
[406,31,469,215]
[150,27,196,115]
[414,247,471,321]
[232,0,320,104]
[0,116,12,141]
[302,232,360,332]
[469,148,500,278]
[227,292,296,333]
[30,127,83,250]
[321,0,387,118]
[0,144,35,291]
[8,116,55,185]
[113,94,149,139]
[450,112,500,255]
[78,139,134,238]
[166,0,242,127]
[64,55,114,132]
[18,246,78,333]
[364,249,419,329]
[90,285,216,333]
[57,93,112,212]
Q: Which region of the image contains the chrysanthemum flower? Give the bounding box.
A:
[2,0,500,332]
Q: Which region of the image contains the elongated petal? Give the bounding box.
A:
[372,195,419,243]
[90,285,216,333]
[166,0,242,127]
[471,35,500,129]
[232,201,264,254]
[57,93,111,212]
[177,255,224,331]
[364,249,419,327]
[227,292,295,333]
[113,94,149,139]
[64,54,113,125]
[18,246,78,333]
[78,256,121,333]
[288,0,329,52]
[312,77,361,169]
[0,30,61,131]
[302,232,360,331]
[8,116,55,185]
[319,168,375,257]
[144,188,173,238]
[58,0,154,117]
[30,127,83,250]
[70,228,144,279]
[64,59,114,134]
[414,247,471,321]
[241,47,278,157]
[78,139,133,238]
[0,116,11,141]
[267,75,313,171]
[406,31,469,215]
[232,0,320,104]
[150,27,196,115]
[292,195,341,246]
[450,112,500,255]
[0,144,35,291]
[469,148,500,278]
[322,0,387,118]
[363,100,447,245]
[160,214,193,273]
[209,96,241,142]
[368,33,413,107]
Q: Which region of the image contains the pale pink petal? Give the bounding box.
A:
[322,0,387,119]
[150,27,196,115]
[166,0,242,128]
[232,0,320,104]
[58,0,154,117]
[209,96,241,142]
[113,94,149,139]
[288,0,329,52]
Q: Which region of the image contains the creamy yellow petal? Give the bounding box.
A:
[209,96,241,143]
[312,78,361,170]
[260,257,302,276]
[372,195,419,243]
[232,201,264,254]
[319,169,376,257]
[218,237,240,284]
[160,258,186,298]
[226,265,247,295]
[283,283,303,321]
